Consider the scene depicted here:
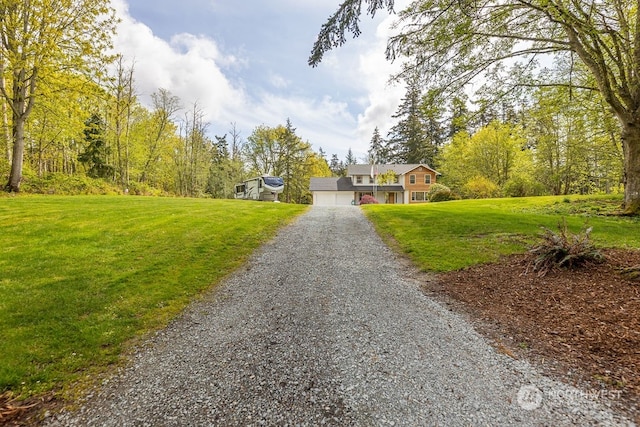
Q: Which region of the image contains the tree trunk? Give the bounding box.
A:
[0,70,10,164]
[622,122,640,215]
[5,118,24,192]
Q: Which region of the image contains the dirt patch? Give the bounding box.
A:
[427,248,640,421]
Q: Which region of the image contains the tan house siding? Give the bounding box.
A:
[404,166,437,203]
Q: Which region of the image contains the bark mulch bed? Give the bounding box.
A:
[427,248,640,422]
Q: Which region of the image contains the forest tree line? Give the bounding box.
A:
[0,0,628,204]
[343,71,623,199]
[1,66,331,202]
[0,0,332,202]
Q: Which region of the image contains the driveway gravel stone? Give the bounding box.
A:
[46,206,634,426]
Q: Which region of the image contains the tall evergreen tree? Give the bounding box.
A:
[329,153,345,176]
[367,127,389,164]
[421,89,446,165]
[387,76,436,165]
[345,148,357,165]
[449,95,470,139]
[78,114,113,179]
[207,134,234,198]
[280,118,309,203]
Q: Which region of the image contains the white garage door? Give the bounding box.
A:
[335,193,354,206]
[313,192,354,206]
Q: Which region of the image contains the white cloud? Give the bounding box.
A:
[268,73,290,90]
[320,12,406,158]
[346,1,415,158]
[112,0,245,121]
[110,0,411,161]
[234,91,358,156]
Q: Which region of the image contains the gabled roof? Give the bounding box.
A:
[347,164,441,176]
[309,177,356,191]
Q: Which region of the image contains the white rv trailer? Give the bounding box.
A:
[234,176,284,201]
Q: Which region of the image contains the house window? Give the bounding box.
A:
[411,191,428,202]
[425,174,431,184]
[409,174,416,184]
[356,176,362,184]
[369,176,375,184]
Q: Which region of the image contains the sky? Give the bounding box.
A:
[111,0,409,161]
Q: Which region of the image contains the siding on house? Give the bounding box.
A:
[403,165,437,203]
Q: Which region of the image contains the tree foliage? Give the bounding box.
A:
[387,75,438,165]
[78,113,113,179]
[0,0,117,192]
[367,126,388,164]
[243,121,331,203]
[526,85,623,195]
[309,0,395,67]
[376,168,397,185]
[440,121,534,197]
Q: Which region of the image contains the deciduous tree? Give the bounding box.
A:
[0,0,116,192]
[439,121,533,195]
[175,102,211,196]
[108,56,136,191]
[527,85,623,195]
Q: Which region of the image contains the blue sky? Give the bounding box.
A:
[112,0,408,160]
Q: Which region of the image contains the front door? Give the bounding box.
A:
[387,193,395,204]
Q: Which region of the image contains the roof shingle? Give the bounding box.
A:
[309,177,356,191]
[347,164,440,176]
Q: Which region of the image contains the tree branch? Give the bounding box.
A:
[309,0,395,66]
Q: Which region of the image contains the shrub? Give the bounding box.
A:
[528,219,603,276]
[20,172,120,195]
[427,183,458,202]
[127,181,164,196]
[503,176,545,197]
[429,189,454,202]
[359,195,379,205]
[462,176,500,199]
[427,183,450,199]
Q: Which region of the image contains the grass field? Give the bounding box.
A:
[363,194,640,272]
[0,195,306,398]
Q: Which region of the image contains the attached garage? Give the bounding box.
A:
[309,177,356,206]
[313,191,354,206]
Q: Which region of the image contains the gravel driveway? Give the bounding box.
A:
[47,206,633,426]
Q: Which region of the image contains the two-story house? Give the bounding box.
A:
[310,164,440,206]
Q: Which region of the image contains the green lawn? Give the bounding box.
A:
[363,195,640,272]
[0,195,306,398]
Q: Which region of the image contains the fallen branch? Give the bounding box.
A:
[0,393,39,421]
